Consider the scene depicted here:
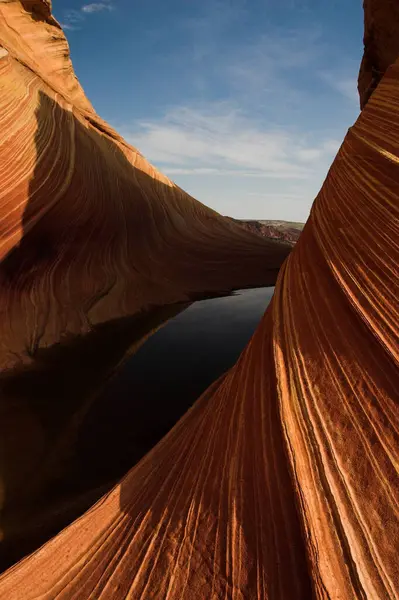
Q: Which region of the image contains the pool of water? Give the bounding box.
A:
[77,287,275,486]
[0,287,275,572]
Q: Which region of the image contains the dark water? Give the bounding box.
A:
[77,287,274,487]
[0,287,275,572]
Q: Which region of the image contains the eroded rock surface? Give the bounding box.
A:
[0,1,399,599]
[0,0,289,368]
[232,218,303,244]
[0,0,291,570]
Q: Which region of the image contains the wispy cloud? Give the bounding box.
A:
[60,2,114,30]
[117,5,340,178]
[60,9,84,31]
[112,1,358,221]
[71,0,358,220]
[82,2,114,14]
[318,70,359,104]
[60,23,78,31]
[122,104,340,181]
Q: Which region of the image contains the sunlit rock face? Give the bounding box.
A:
[0,0,291,572]
[358,0,399,107]
[0,1,399,600]
[0,0,290,368]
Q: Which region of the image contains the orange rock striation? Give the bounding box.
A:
[0,0,292,569]
[1,1,399,599]
[0,0,290,369]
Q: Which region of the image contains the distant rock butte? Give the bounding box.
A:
[232,218,304,244]
[0,1,399,600]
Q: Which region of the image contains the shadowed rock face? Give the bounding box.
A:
[358,0,399,107]
[0,1,399,599]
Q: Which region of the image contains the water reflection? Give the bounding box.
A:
[77,287,274,487]
[0,287,274,572]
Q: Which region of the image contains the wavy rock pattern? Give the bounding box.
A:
[0,0,289,369]
[0,0,291,571]
[1,1,399,599]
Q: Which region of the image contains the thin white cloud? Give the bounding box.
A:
[333,78,359,103]
[109,1,358,220]
[82,3,114,13]
[60,23,78,31]
[61,2,114,30]
[122,104,340,181]
[61,9,84,29]
[319,71,359,103]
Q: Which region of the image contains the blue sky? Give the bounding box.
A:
[53,0,364,221]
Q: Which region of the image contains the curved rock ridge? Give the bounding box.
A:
[0,2,399,600]
[0,0,93,114]
[1,17,399,600]
[0,0,292,563]
[0,0,290,371]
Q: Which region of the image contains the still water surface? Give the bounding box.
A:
[1,287,276,573]
[78,287,275,484]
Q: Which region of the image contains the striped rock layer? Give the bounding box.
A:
[0,0,291,544]
[0,1,399,599]
[0,0,290,368]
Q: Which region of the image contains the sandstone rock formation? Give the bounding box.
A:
[0,0,292,560]
[358,0,399,107]
[0,0,290,369]
[232,219,303,244]
[1,1,399,599]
